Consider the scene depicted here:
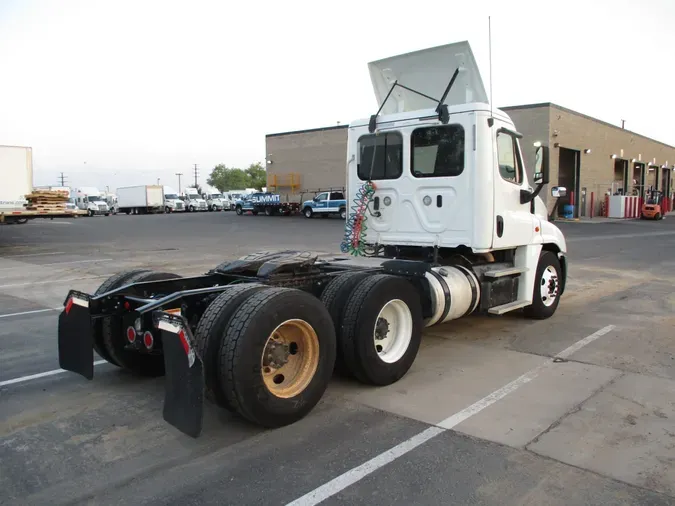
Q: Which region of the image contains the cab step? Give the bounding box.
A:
[488,299,531,315]
[484,267,527,278]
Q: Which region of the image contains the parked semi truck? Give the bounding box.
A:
[117,185,164,215]
[181,187,207,212]
[201,185,229,211]
[57,41,568,438]
[163,186,185,212]
[74,187,111,216]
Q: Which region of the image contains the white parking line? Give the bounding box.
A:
[0,275,107,289]
[0,251,66,258]
[285,324,617,506]
[0,360,108,387]
[0,258,112,272]
[0,308,60,319]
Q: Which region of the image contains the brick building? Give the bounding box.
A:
[265,103,675,217]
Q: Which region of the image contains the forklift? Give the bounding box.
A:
[641,189,664,220]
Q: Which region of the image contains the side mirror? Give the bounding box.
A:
[551,186,567,198]
[533,145,549,185]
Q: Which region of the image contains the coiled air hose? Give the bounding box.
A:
[340,181,376,256]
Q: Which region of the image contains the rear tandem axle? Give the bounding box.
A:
[57,248,563,438]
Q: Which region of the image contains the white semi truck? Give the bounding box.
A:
[117,185,164,215]
[74,187,111,216]
[181,186,207,212]
[201,185,229,211]
[163,186,185,212]
[56,41,568,438]
[1,145,85,223]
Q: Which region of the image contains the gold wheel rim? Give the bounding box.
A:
[261,319,319,398]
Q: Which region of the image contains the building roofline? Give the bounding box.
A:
[266,124,348,138]
[266,103,675,151]
[500,102,675,150]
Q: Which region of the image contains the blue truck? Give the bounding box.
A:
[301,190,347,219]
[235,189,347,219]
[234,192,301,216]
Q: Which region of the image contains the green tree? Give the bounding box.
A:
[207,164,248,192]
[244,162,267,190]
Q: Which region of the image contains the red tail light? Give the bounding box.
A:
[143,331,154,350]
[126,326,136,343]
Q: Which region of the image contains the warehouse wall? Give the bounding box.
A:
[546,105,675,217]
[265,125,348,198]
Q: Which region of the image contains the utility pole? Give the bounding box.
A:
[175,172,183,193]
[621,119,626,129]
[58,172,67,186]
[193,164,199,187]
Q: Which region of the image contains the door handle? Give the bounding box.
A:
[373,197,380,210]
[496,215,504,237]
[436,195,443,207]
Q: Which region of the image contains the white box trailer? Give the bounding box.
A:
[0,145,85,223]
[117,185,165,215]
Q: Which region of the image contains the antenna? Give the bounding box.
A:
[488,16,494,123]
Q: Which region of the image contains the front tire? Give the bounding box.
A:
[218,287,336,427]
[235,205,243,215]
[340,274,423,386]
[303,207,313,218]
[523,250,562,319]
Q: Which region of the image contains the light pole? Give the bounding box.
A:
[175,173,183,193]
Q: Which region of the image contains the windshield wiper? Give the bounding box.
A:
[368,67,459,133]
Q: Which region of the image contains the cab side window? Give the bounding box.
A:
[330,192,344,200]
[315,192,328,201]
[496,131,523,185]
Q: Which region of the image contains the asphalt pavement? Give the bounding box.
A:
[1,212,674,506]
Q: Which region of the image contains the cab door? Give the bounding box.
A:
[491,124,535,249]
[314,192,329,213]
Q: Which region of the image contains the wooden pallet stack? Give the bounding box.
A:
[23,189,71,212]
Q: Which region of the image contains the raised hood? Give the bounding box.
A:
[368,41,488,115]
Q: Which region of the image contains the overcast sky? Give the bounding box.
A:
[1,0,673,192]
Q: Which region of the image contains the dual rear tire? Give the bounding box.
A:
[195,285,336,427]
[320,272,423,386]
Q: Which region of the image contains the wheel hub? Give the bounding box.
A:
[375,317,390,341]
[263,339,291,369]
[260,319,319,399]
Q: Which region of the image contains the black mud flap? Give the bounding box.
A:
[58,290,94,380]
[154,311,204,438]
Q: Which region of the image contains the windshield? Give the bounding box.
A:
[165,194,178,200]
[210,193,222,199]
[87,196,102,202]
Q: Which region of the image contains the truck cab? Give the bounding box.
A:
[302,190,347,219]
[201,186,228,212]
[181,188,207,212]
[345,41,567,315]
[163,186,184,212]
[74,187,110,216]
